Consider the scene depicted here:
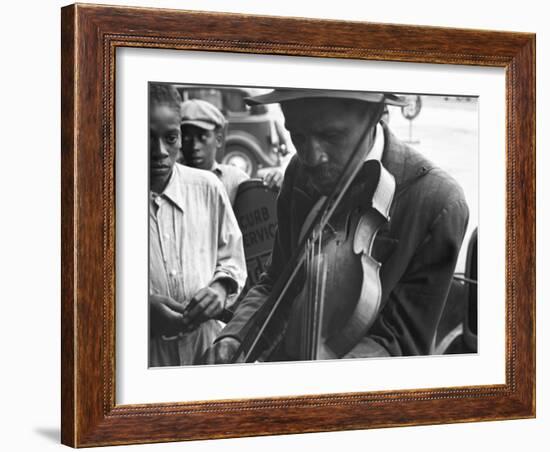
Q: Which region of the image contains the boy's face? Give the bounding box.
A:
[149,103,181,193]
[180,124,222,171]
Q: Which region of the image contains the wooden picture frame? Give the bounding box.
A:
[61,3,535,447]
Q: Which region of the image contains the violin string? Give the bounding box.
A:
[312,228,323,359]
[302,243,305,360]
[317,257,328,360]
[309,238,315,359]
[309,238,314,360]
[310,239,315,360]
[304,238,308,359]
[302,238,308,359]
[306,238,313,359]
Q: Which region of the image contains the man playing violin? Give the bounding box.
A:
[203,89,469,363]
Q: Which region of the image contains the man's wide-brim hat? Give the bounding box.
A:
[245,88,408,107]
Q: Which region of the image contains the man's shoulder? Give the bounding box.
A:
[406,150,465,207]
[281,154,305,187]
[385,129,465,205]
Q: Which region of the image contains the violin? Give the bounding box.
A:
[233,100,394,363]
[285,161,395,360]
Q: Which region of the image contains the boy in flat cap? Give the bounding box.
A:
[179,99,284,205]
[179,99,249,205]
[204,89,469,364]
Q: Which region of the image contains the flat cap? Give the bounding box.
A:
[180,99,226,130]
[245,88,408,106]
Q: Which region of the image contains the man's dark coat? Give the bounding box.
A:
[221,122,469,358]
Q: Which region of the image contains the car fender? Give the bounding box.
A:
[224,131,276,168]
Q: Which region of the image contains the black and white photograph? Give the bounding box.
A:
[148,83,478,367]
[2,0,543,449]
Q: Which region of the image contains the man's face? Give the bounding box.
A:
[180,124,221,171]
[282,98,380,195]
[149,103,181,192]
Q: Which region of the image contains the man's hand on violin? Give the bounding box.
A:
[201,337,241,364]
